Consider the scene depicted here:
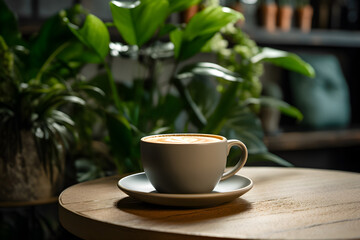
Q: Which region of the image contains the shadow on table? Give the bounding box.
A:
[115,197,252,223]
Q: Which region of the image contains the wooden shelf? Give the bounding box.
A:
[264,128,360,151]
[243,27,360,48]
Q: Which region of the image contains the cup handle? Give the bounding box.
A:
[221,139,248,181]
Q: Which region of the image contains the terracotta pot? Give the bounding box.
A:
[230,2,245,27]
[182,5,199,23]
[278,5,293,32]
[261,3,278,32]
[0,130,65,201]
[296,5,313,32]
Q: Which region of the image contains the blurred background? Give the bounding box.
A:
[5,0,360,172]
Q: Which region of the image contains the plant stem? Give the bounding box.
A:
[162,60,179,100]
[104,62,124,114]
[35,41,71,84]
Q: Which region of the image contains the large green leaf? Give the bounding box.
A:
[251,47,315,77]
[169,29,183,59]
[184,7,243,41]
[222,107,293,167]
[221,108,267,155]
[0,0,21,45]
[57,40,103,64]
[187,75,220,118]
[29,5,86,78]
[168,0,201,14]
[174,62,243,129]
[177,62,244,82]
[110,0,169,47]
[244,96,303,121]
[174,77,207,129]
[109,0,140,46]
[171,6,242,61]
[67,14,110,61]
[172,32,219,61]
[202,82,240,133]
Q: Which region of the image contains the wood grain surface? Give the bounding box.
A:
[59,167,360,240]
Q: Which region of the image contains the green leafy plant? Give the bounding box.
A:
[1,0,314,181]
[64,0,314,173]
[0,1,104,179]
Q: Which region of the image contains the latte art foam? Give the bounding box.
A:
[145,135,221,144]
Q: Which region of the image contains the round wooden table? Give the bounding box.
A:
[59,167,360,239]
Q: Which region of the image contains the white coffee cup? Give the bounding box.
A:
[141,133,248,194]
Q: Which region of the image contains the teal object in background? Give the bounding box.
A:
[289,54,351,129]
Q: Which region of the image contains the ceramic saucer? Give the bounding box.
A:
[117,172,253,207]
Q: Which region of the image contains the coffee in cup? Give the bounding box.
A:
[141,133,248,194]
[144,135,221,144]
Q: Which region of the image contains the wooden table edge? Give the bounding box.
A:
[59,202,238,240]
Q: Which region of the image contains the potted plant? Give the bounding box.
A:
[296,0,313,32]
[181,0,201,23]
[0,1,104,201]
[259,0,278,32]
[277,0,294,32]
[228,0,246,26]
